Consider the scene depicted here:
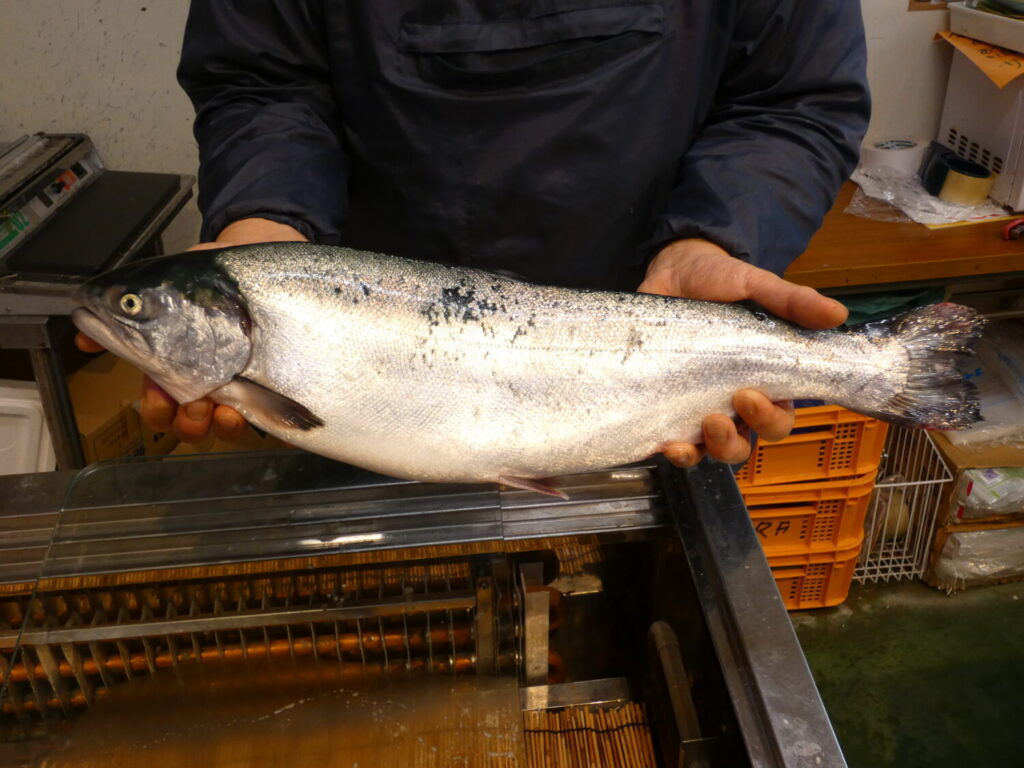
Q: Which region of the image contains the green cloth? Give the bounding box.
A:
[838,287,946,326]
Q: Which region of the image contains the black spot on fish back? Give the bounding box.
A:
[435,284,500,324]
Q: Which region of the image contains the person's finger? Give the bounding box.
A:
[212,405,248,442]
[639,243,849,330]
[173,398,214,443]
[661,441,705,468]
[734,389,796,443]
[741,269,848,329]
[639,248,745,301]
[140,376,177,432]
[703,413,751,464]
[636,267,678,297]
[75,333,105,354]
[186,241,228,252]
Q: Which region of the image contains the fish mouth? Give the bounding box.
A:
[71,305,150,364]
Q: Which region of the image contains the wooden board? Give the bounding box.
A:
[786,182,1024,290]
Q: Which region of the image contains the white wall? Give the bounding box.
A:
[0,0,954,249]
[0,0,199,251]
[861,2,954,143]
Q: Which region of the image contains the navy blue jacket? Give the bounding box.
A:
[178,1,869,291]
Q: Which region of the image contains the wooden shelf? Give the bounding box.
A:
[784,182,1024,291]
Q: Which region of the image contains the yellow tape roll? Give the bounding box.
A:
[939,168,995,207]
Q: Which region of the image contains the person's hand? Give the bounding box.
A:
[75,217,308,443]
[637,238,848,467]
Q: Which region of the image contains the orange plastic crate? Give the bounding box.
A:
[769,539,861,610]
[735,405,888,487]
[742,473,876,556]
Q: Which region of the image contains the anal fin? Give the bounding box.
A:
[225,375,325,432]
[498,476,570,501]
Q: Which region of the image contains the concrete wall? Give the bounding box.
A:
[0,1,198,251]
[861,2,954,144]
[0,0,955,251]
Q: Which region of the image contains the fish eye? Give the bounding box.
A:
[119,293,143,317]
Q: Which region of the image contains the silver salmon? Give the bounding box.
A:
[72,244,983,496]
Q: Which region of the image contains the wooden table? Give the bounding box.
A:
[785,182,1024,293]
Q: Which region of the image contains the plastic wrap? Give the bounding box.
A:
[952,467,1024,520]
[932,526,1024,591]
[844,185,913,223]
[847,166,1008,226]
[944,340,1024,447]
[979,320,1024,405]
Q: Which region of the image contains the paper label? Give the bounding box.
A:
[938,30,1024,88]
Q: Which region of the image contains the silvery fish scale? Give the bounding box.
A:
[212,245,906,484]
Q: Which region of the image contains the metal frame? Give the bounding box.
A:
[2,454,849,765]
[856,428,953,583]
[662,459,848,768]
[520,677,631,710]
[0,457,669,587]
[0,592,477,649]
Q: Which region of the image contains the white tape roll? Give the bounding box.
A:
[860,139,929,176]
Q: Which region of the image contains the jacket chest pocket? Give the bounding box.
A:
[397,1,665,92]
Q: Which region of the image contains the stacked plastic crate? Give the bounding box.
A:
[736,405,889,610]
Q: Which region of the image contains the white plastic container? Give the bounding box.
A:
[0,379,56,476]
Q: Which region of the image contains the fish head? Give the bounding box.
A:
[72,253,252,404]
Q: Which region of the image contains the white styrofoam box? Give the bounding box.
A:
[0,379,56,476]
[938,50,1024,210]
[949,2,1024,54]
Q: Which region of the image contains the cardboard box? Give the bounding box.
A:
[67,353,178,463]
[925,518,1024,591]
[931,432,1024,474]
[931,432,1024,525]
[925,434,1024,588]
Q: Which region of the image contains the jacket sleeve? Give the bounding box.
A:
[650,0,870,275]
[177,0,347,243]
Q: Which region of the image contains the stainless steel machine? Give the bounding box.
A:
[0,453,846,767]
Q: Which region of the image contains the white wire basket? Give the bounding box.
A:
[855,427,954,583]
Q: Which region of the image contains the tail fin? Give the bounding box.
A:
[861,303,985,430]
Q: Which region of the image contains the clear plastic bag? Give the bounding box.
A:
[933,526,1024,592]
[980,320,1024,405]
[944,341,1024,447]
[847,166,1009,226]
[952,467,1024,519]
[844,185,912,223]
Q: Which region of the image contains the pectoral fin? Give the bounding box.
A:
[224,375,325,432]
[498,476,570,501]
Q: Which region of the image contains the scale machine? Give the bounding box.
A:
[0,133,193,471]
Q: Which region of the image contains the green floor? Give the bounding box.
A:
[793,580,1024,768]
